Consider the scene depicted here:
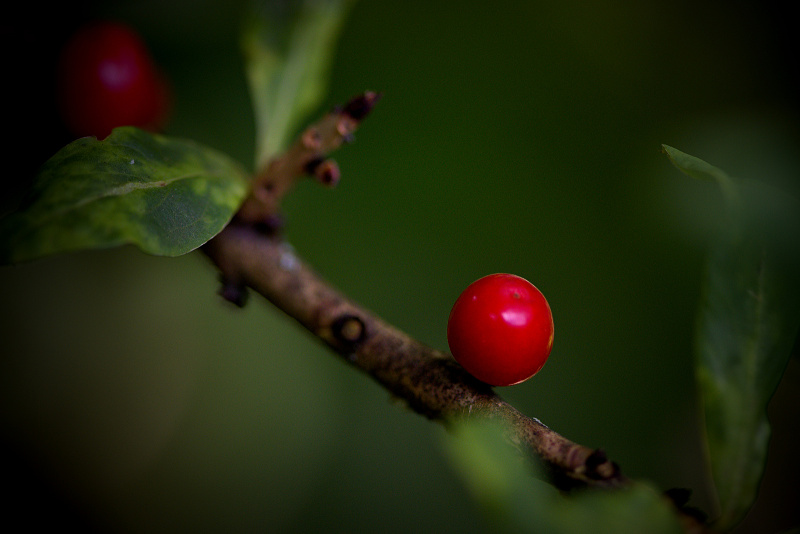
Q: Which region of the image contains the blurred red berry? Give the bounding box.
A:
[57,21,170,139]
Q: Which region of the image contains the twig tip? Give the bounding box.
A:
[342,91,383,121]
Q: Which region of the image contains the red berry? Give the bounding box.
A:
[57,21,170,139]
[447,273,554,386]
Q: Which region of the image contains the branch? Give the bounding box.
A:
[205,222,619,485]
[202,92,711,533]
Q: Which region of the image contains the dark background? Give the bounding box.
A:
[2,1,798,532]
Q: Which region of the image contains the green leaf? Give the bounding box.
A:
[242,0,355,169]
[441,421,683,534]
[0,127,249,264]
[663,145,800,530]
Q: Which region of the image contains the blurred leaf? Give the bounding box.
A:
[663,145,800,530]
[0,127,249,264]
[441,421,682,534]
[242,0,355,170]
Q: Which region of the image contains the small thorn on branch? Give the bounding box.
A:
[218,276,249,308]
[305,157,341,187]
[316,159,341,187]
[342,91,382,121]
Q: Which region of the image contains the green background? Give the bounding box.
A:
[2,0,798,532]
